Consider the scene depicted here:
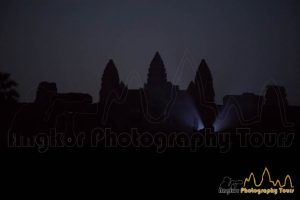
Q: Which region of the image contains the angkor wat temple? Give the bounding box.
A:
[0,52,299,147]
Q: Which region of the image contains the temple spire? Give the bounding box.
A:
[103,59,119,83]
[188,59,217,129]
[143,52,175,120]
[147,52,167,85]
[99,59,120,102]
[150,52,165,68]
[196,59,213,82]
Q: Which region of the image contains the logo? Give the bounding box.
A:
[242,167,294,195]
[219,167,294,195]
[218,177,243,195]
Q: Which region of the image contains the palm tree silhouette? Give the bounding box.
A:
[0,71,19,103]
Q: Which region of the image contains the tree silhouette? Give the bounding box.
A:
[0,71,19,103]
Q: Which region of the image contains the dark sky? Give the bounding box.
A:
[1,0,299,104]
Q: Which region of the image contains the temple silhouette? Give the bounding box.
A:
[0,52,299,148]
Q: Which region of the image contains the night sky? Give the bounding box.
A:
[1,0,299,104]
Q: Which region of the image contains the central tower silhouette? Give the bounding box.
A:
[144,52,175,119]
[146,52,167,86]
